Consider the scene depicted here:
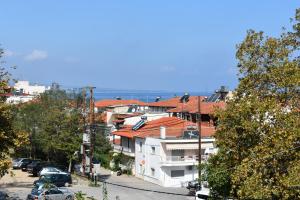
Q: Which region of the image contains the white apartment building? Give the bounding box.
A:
[6,81,48,104]
[134,127,216,187]
[14,80,47,95]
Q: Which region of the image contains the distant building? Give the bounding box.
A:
[14,80,47,95]
[5,81,49,104]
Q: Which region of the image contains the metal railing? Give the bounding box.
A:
[164,155,198,162]
[162,155,209,163]
[113,145,134,153]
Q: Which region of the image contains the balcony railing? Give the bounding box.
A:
[113,144,134,153]
[162,155,209,164]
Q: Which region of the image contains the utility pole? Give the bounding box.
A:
[82,88,87,176]
[197,96,202,188]
[89,87,95,176]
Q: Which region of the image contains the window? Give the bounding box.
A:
[151,146,155,154]
[139,142,142,152]
[171,149,184,157]
[171,170,184,177]
[151,168,155,176]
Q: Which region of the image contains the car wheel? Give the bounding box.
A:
[64,182,70,187]
[65,195,73,200]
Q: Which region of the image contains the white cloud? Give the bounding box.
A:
[160,65,176,72]
[24,50,48,61]
[3,50,14,57]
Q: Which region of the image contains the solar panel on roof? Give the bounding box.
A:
[211,93,221,102]
[132,119,146,131]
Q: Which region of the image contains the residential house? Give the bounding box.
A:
[112,117,217,182]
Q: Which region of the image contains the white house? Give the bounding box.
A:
[6,81,48,104]
[14,80,47,95]
[134,128,216,187]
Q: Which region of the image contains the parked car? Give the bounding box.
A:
[187,180,201,194]
[38,167,68,177]
[12,158,32,169]
[34,173,72,187]
[27,161,66,177]
[22,159,40,171]
[27,161,44,176]
[195,188,209,200]
[27,183,74,200]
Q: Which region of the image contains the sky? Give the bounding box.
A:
[0,1,299,92]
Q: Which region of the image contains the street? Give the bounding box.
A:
[0,168,194,200]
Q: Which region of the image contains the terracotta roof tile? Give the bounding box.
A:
[168,101,226,114]
[112,117,215,139]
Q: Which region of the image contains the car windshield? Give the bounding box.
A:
[13,158,21,162]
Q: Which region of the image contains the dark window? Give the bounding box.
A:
[171,170,184,177]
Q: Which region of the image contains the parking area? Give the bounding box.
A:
[0,168,194,200]
[0,169,38,199]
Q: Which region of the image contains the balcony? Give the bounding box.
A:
[113,144,135,157]
[161,155,209,166]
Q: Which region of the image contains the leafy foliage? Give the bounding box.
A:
[206,9,300,199]
[13,88,83,166]
[0,48,28,177]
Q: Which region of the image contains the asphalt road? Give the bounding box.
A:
[0,168,194,200]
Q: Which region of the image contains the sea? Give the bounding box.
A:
[92,88,212,102]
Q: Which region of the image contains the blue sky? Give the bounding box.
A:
[0,1,299,92]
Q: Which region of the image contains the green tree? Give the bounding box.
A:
[13,88,83,167]
[206,9,300,199]
[0,48,28,177]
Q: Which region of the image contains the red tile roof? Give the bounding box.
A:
[148,97,183,107]
[168,101,226,114]
[148,96,207,111]
[95,99,147,108]
[112,117,215,139]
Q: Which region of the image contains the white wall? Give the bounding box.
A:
[162,166,198,187]
[124,113,169,125]
[135,137,163,186]
[6,95,35,104]
[135,137,213,188]
[14,81,46,95]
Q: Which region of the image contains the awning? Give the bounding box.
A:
[166,143,213,150]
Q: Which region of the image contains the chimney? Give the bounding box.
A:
[160,126,166,139]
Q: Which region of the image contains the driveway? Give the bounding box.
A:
[0,168,194,200]
[70,168,194,200]
[0,169,38,200]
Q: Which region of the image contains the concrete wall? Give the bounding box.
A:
[161,165,198,187]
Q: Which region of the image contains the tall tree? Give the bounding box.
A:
[0,48,28,177]
[13,88,83,167]
[206,9,300,199]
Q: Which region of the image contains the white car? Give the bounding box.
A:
[39,167,68,177]
[27,184,74,200]
[195,187,210,200]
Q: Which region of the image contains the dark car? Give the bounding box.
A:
[34,173,72,187]
[187,180,201,194]
[27,160,43,176]
[21,159,40,171]
[13,158,32,169]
